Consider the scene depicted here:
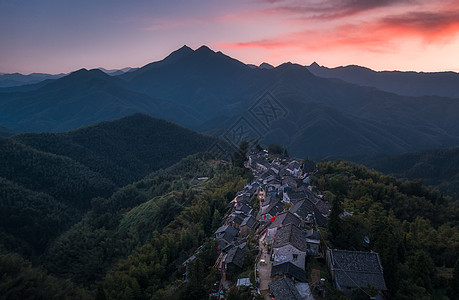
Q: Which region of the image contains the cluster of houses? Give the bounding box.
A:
[212,149,387,299]
[214,181,259,283]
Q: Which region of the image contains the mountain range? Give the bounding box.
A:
[1,45,459,159]
[0,68,138,88]
[306,62,459,98]
[0,73,66,88]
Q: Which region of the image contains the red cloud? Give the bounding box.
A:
[216,2,459,53]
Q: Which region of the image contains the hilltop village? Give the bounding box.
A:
[212,149,387,299]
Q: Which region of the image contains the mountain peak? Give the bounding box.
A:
[259,62,274,69]
[310,61,320,68]
[72,68,89,74]
[163,45,194,61]
[179,44,192,51]
[195,45,215,54]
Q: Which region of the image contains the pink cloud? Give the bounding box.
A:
[216,1,459,54]
[259,0,417,20]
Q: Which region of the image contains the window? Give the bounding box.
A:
[293,254,298,261]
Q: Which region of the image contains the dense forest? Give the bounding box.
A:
[0,152,250,299]
[13,114,216,186]
[0,125,16,137]
[0,114,216,259]
[314,160,459,299]
[1,118,458,299]
[360,147,459,199]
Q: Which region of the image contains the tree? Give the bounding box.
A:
[211,209,221,231]
[267,143,283,155]
[232,140,249,168]
[450,258,459,298]
[328,194,342,245]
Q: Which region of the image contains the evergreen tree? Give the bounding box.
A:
[328,194,342,245]
[232,140,249,168]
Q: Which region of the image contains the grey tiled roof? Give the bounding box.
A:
[271,261,307,282]
[269,278,303,300]
[234,202,252,214]
[264,199,284,216]
[241,215,257,228]
[334,270,387,291]
[290,199,328,226]
[236,194,252,204]
[215,225,238,243]
[273,223,307,252]
[269,211,301,229]
[224,244,246,268]
[286,190,308,202]
[329,249,387,291]
[228,213,246,225]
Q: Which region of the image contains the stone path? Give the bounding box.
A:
[257,232,272,299]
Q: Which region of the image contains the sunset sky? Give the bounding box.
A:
[1,0,459,74]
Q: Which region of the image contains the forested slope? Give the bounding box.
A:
[361,147,459,199]
[13,114,216,186]
[315,160,459,299]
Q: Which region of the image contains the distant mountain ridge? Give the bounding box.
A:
[0,72,66,88]
[2,45,459,159]
[0,67,140,88]
[306,62,459,98]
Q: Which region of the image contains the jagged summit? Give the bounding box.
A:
[259,62,274,69]
[309,61,320,68]
[195,45,214,53]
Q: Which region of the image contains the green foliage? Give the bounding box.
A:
[13,114,216,187]
[41,153,229,286]
[226,287,252,300]
[315,160,459,298]
[0,250,92,299]
[101,164,246,299]
[0,137,116,209]
[267,143,284,155]
[232,140,249,168]
[0,177,80,255]
[362,146,459,200]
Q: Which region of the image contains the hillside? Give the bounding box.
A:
[1,143,457,299]
[0,69,202,132]
[307,62,459,98]
[40,153,246,286]
[314,160,459,299]
[0,125,16,137]
[0,177,81,255]
[361,147,459,199]
[2,46,459,159]
[0,137,116,209]
[0,114,218,259]
[13,114,217,186]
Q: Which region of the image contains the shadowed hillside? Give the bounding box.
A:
[13,114,217,186]
[361,147,459,199]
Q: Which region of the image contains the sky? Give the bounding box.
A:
[1,0,459,74]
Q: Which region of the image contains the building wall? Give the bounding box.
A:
[306,239,320,256]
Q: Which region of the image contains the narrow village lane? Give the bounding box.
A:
[257,232,272,299]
